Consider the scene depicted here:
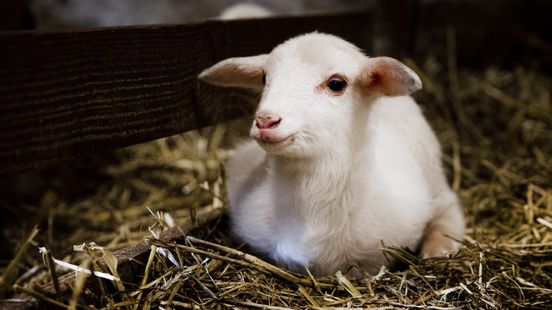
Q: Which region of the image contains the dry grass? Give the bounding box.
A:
[0,57,551,309]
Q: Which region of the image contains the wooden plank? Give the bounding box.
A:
[0,11,372,173]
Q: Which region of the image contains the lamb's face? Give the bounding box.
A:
[250,36,366,158]
[199,33,422,158]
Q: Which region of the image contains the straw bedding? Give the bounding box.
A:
[0,56,551,309]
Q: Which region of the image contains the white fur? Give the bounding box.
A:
[199,33,465,276]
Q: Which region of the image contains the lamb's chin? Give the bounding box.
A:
[256,135,294,154]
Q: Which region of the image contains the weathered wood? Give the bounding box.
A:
[0,11,372,173]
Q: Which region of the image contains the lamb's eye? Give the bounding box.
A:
[327,75,347,94]
[262,72,266,85]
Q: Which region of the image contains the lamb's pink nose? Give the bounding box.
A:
[255,114,281,129]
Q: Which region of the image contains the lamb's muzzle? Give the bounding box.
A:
[255,112,281,129]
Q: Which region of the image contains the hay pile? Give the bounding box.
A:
[0,57,551,309]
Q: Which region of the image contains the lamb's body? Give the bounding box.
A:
[200,33,465,275]
[227,96,460,274]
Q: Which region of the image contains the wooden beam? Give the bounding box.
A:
[0,11,372,173]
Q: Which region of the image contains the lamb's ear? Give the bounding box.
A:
[198,54,268,91]
[359,57,422,96]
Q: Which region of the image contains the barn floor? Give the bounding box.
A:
[0,56,551,309]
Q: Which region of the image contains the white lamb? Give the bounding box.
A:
[199,32,465,276]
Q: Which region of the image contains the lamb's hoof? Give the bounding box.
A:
[421,234,459,259]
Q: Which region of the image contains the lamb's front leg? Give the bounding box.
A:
[421,189,465,258]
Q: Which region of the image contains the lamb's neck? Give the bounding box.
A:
[270,152,354,224]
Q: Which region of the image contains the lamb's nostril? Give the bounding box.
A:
[255,115,282,129]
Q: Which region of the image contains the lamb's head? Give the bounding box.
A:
[199,33,421,158]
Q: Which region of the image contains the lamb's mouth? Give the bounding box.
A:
[256,134,294,150]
